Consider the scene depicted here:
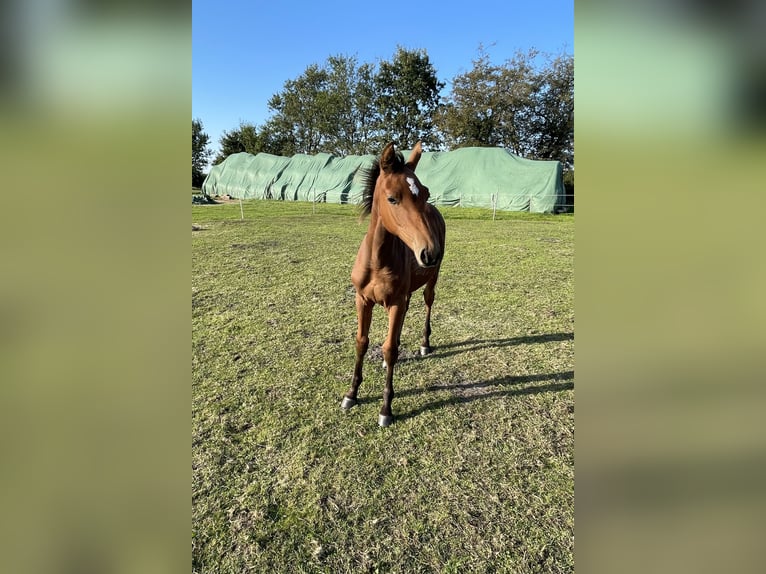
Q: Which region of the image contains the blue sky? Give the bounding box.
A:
[193,0,573,155]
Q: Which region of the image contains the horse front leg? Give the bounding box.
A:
[420,278,437,356]
[342,294,373,410]
[384,293,409,366]
[379,300,407,427]
[400,293,411,347]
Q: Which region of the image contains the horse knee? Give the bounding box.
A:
[381,342,398,366]
[356,335,369,356]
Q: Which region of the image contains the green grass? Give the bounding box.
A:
[193,200,574,573]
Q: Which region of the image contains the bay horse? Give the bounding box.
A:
[341,142,446,427]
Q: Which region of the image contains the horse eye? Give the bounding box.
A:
[387,196,397,205]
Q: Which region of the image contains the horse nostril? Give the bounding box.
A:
[420,249,435,266]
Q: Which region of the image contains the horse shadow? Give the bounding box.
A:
[360,332,574,421]
[372,331,573,365]
[425,332,573,360]
[395,370,574,422]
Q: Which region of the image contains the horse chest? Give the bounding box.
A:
[410,264,435,292]
[353,266,408,305]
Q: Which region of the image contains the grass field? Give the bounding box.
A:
[192,200,574,573]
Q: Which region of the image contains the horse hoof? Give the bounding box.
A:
[378,414,394,427]
[420,346,431,356]
[341,397,357,410]
[382,359,388,370]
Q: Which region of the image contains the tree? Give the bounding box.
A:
[214,47,573,171]
[437,48,540,154]
[436,46,504,148]
[493,50,541,158]
[264,55,379,156]
[320,55,378,155]
[254,48,443,156]
[192,118,212,188]
[212,120,297,164]
[435,48,573,177]
[213,122,262,165]
[255,120,297,157]
[350,61,378,154]
[374,47,444,150]
[530,53,574,174]
[267,64,329,155]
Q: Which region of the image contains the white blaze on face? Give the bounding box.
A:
[406,176,420,197]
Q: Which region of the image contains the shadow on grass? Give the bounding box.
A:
[353,370,574,421]
[396,370,574,421]
[356,332,574,421]
[367,332,573,366]
[428,332,574,360]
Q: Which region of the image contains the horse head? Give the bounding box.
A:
[375,141,442,268]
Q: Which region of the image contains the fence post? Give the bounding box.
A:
[492,192,497,221]
[239,197,244,220]
[312,188,316,214]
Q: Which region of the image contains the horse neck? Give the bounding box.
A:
[367,203,407,270]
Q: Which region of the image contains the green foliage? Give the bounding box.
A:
[269,55,378,157]
[192,118,212,188]
[222,48,447,159]
[436,48,573,172]
[436,46,523,149]
[210,46,573,175]
[213,119,296,165]
[268,63,330,155]
[192,201,574,572]
[373,46,445,150]
[562,169,574,188]
[531,54,574,171]
[322,56,378,156]
[213,122,256,165]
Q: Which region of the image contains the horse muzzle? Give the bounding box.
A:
[417,246,441,268]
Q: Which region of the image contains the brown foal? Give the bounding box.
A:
[341,142,446,427]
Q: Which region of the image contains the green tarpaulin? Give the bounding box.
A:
[202,147,565,213]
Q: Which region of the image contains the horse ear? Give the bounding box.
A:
[405,141,423,171]
[380,142,400,173]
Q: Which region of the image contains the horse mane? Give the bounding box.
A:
[359,150,404,217]
[359,160,380,216]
